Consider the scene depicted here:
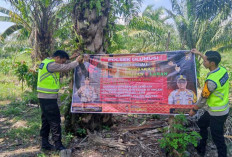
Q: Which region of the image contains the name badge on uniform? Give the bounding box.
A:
[220,72,228,86]
[39,63,44,69]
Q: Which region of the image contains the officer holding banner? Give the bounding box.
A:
[37,50,83,151]
[168,74,197,105]
[189,49,229,157]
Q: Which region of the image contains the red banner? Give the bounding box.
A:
[71,51,197,114]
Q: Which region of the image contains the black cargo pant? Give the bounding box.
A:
[39,98,61,142]
[197,111,228,157]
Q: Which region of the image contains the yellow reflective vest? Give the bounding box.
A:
[206,66,229,112]
[37,58,60,94]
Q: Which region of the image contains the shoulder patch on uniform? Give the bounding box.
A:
[201,82,211,98]
[39,63,44,69]
[219,72,228,87]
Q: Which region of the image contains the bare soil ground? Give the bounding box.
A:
[0,101,231,157]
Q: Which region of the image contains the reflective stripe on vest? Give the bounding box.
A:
[37,87,59,93]
[37,58,60,94]
[209,102,229,111]
[206,66,229,112]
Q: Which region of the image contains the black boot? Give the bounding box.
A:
[195,144,206,157]
[41,137,55,150]
[55,141,66,151]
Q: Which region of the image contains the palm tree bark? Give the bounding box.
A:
[65,0,113,133]
[63,0,142,133]
[72,0,111,53]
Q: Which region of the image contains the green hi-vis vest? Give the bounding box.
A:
[37,58,60,94]
[206,66,229,112]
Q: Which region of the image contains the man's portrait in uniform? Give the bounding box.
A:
[168,75,197,105]
[77,77,97,103]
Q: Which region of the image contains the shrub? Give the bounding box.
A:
[0,58,12,74]
[159,114,201,156]
[14,61,38,92]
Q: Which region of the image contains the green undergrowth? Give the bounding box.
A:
[0,100,41,143]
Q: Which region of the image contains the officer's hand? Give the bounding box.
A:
[76,55,84,63]
[191,48,201,55]
[70,53,78,59]
[189,109,196,117]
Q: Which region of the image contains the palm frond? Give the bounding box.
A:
[129,16,166,35]
[0,24,23,40]
[3,39,30,49]
[195,0,232,20]
[170,0,183,16]
[9,11,31,31]
[0,16,11,22]
[142,5,154,17]
[0,7,11,15]
[0,6,31,32]
[210,20,232,49]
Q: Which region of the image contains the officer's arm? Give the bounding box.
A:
[48,61,79,72]
[196,80,216,109]
[191,49,206,61]
[190,78,216,116]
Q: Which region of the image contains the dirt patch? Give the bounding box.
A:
[70,115,172,157]
[0,100,11,106]
[0,117,7,122]
[12,120,28,128]
[0,146,40,157]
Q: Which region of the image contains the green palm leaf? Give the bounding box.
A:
[0,16,12,22]
[194,0,232,20]
[0,7,11,15]
[0,24,23,40]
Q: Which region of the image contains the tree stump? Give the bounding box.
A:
[64,102,113,135]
